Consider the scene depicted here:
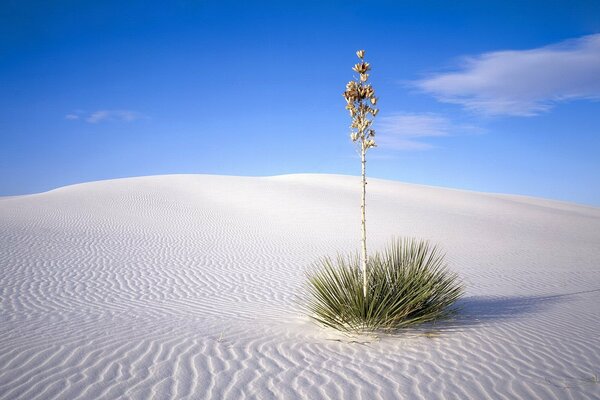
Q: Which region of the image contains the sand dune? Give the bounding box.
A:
[1,174,599,399]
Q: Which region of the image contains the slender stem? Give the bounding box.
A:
[361,141,367,298]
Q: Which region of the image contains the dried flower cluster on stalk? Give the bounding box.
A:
[343,50,379,150]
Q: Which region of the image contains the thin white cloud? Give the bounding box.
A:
[86,110,111,123]
[65,110,144,123]
[414,34,600,116]
[86,110,143,123]
[376,113,475,150]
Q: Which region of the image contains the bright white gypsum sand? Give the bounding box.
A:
[0,174,599,400]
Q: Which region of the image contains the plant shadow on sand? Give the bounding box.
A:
[395,288,600,338]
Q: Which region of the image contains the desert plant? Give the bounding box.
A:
[343,49,379,297]
[305,238,463,333]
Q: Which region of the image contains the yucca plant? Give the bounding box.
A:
[305,238,463,333]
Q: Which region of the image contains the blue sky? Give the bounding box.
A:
[1,1,599,205]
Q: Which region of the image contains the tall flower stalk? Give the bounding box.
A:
[343,49,379,297]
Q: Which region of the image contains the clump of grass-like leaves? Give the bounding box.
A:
[305,238,463,333]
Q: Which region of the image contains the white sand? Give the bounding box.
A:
[1,174,599,399]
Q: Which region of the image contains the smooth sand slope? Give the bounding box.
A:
[1,174,599,399]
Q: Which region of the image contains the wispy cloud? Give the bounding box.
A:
[376,113,479,150]
[65,110,145,123]
[414,34,600,116]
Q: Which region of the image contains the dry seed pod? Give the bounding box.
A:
[353,62,370,74]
